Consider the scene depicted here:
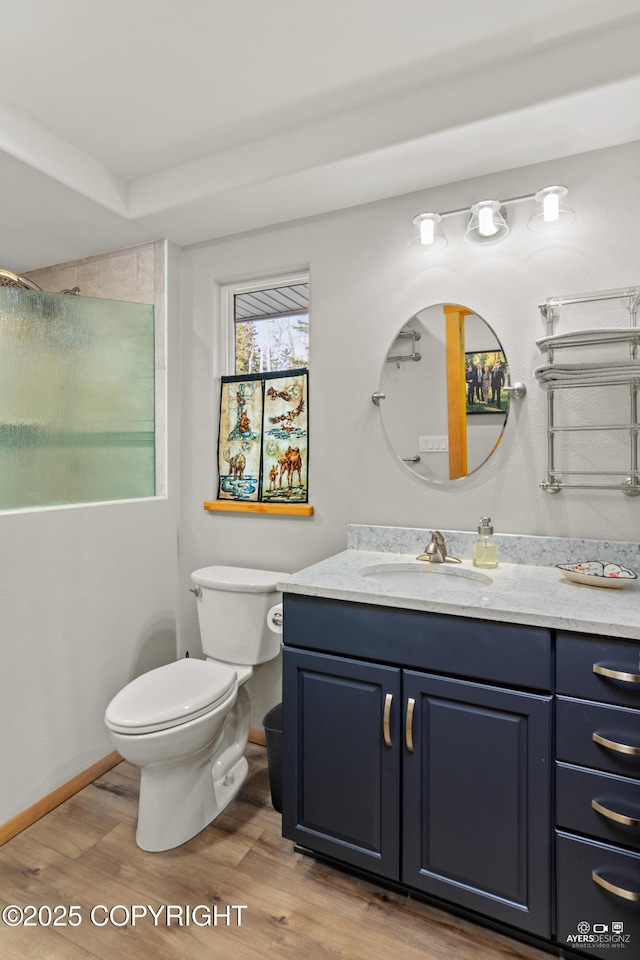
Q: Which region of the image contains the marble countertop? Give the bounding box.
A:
[278,526,640,641]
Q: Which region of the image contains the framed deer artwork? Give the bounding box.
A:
[217,368,309,504]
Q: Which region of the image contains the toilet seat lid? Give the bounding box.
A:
[105,658,237,734]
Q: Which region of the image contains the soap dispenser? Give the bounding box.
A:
[473,517,498,569]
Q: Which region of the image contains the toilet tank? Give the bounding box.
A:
[190,566,288,665]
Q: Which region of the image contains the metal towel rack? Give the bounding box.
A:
[537,285,640,496]
[386,327,421,365]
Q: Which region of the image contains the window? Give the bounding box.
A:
[223,274,309,375]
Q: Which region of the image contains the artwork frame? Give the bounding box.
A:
[217,368,309,504]
[464,349,510,415]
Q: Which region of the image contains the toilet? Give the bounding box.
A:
[104,565,287,852]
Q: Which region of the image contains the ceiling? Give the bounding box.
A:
[2,0,640,271]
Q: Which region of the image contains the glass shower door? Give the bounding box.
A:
[0,288,156,509]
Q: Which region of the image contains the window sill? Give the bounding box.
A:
[203,500,314,516]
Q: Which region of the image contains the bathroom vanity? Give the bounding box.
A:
[279,526,640,957]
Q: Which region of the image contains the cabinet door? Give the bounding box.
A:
[282,648,401,880]
[402,672,552,937]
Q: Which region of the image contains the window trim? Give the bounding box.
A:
[220,271,309,375]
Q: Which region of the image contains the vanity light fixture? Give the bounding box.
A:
[413,185,575,251]
[465,200,509,245]
[413,212,448,250]
[527,185,576,233]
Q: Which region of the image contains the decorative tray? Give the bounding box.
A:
[556,560,637,589]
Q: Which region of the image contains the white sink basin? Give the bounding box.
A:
[359,561,493,588]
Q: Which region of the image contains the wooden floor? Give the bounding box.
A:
[0,744,552,960]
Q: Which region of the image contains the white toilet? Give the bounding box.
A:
[104,565,286,852]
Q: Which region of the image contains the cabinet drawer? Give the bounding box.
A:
[283,594,551,690]
[557,697,640,778]
[556,831,640,945]
[557,633,640,709]
[557,762,640,850]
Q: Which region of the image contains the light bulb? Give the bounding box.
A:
[543,191,560,223]
[478,204,497,236]
[420,218,435,245]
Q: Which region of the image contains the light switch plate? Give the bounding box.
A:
[419,435,449,452]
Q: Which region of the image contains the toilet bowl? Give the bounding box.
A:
[105,565,286,852]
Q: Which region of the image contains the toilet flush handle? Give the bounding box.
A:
[189,586,202,598]
[271,609,283,628]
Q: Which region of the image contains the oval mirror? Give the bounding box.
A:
[377,303,510,483]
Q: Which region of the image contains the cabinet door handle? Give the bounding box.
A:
[592,870,640,902]
[405,698,415,752]
[593,732,640,756]
[383,693,393,748]
[592,798,640,828]
[593,662,640,684]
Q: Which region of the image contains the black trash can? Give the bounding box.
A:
[263,702,283,813]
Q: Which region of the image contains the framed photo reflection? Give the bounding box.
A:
[464,350,509,414]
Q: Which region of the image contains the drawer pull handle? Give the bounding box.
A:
[592,870,640,902]
[592,798,640,828]
[592,732,640,756]
[593,663,640,684]
[405,698,415,753]
[383,693,393,748]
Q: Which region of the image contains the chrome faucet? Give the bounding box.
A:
[417,530,461,564]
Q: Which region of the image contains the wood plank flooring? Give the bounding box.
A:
[0,744,552,960]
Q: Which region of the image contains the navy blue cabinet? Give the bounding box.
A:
[555,633,640,947]
[282,595,552,938]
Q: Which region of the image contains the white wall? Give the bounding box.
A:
[179,142,640,725]
[0,241,182,824]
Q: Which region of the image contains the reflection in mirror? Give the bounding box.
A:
[378,303,509,483]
